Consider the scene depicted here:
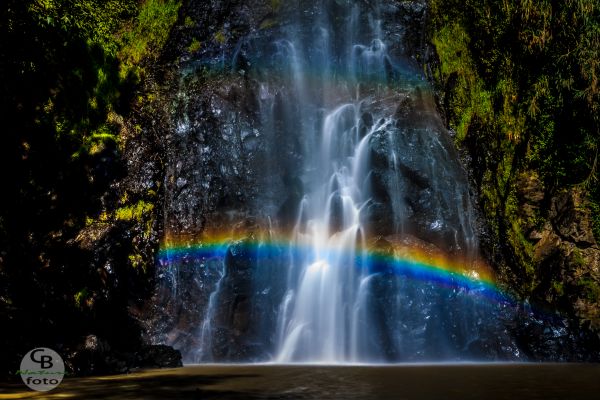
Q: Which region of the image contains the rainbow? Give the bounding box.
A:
[158,230,512,304]
[186,46,427,92]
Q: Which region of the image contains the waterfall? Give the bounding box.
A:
[275,101,383,362]
[158,0,521,364]
[270,1,449,363]
[193,264,225,363]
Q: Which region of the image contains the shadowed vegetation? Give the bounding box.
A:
[429,0,599,324]
[0,0,181,376]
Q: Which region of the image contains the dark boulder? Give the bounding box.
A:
[135,345,183,369]
[65,335,182,376]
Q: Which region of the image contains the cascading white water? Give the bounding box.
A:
[193,264,225,362]
[275,102,389,362]
[158,0,521,364]
[272,2,415,362]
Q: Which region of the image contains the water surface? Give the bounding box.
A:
[2,364,599,399]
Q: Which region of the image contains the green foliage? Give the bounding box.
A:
[115,201,155,222]
[72,122,120,158]
[579,277,600,303]
[590,192,600,242]
[188,37,202,53]
[260,18,277,30]
[119,0,181,69]
[214,30,227,44]
[572,248,586,268]
[432,23,493,142]
[128,253,144,269]
[270,0,282,11]
[431,0,599,188]
[429,0,600,293]
[184,16,195,27]
[26,0,137,54]
[0,0,170,359]
[74,287,91,309]
[553,281,565,297]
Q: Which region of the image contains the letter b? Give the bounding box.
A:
[30,349,53,369]
[39,355,53,369]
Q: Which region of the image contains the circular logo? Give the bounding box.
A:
[19,348,65,392]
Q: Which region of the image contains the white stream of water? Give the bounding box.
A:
[271,2,431,362]
[178,0,500,364]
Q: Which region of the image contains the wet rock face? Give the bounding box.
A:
[143,0,600,362]
[528,186,600,332]
[446,118,600,351]
[209,237,287,361]
[147,0,437,361]
[158,0,431,241]
[550,191,597,246]
[145,257,222,360]
[364,89,476,255]
[162,74,264,237]
[143,1,275,359]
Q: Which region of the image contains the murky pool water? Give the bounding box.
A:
[2,364,599,399]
